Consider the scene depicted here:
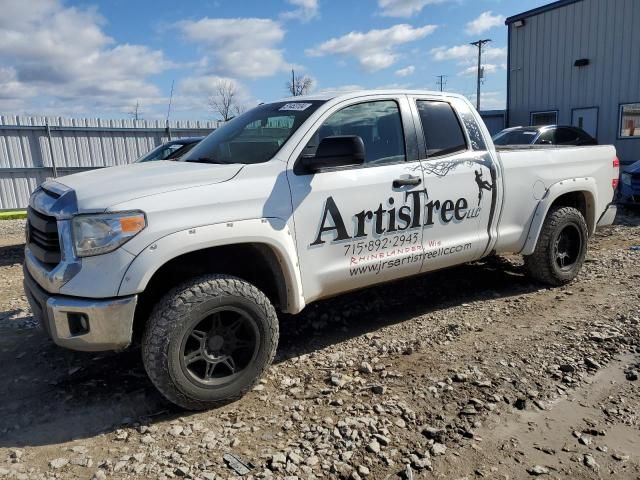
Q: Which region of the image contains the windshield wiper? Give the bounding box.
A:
[187,157,230,164]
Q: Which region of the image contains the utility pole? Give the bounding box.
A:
[436,75,447,92]
[129,101,141,122]
[166,80,175,123]
[291,69,296,96]
[470,39,491,111]
[166,80,175,141]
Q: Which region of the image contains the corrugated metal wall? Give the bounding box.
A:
[0,116,219,210]
[480,110,506,136]
[507,0,640,165]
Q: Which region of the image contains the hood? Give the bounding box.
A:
[624,159,640,174]
[56,160,243,211]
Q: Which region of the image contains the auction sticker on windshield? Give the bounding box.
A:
[279,103,313,111]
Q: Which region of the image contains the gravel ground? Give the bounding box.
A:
[0,219,26,245]
[0,210,639,479]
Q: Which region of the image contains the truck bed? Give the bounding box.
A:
[495,144,590,151]
[494,145,617,254]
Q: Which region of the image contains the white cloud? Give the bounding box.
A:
[178,76,241,98]
[395,65,416,77]
[458,63,503,77]
[173,75,256,116]
[0,67,34,100]
[178,18,291,78]
[315,84,364,95]
[314,83,412,96]
[0,0,173,115]
[307,24,437,71]
[378,0,448,18]
[464,90,505,110]
[281,0,319,22]
[431,44,507,63]
[465,11,506,35]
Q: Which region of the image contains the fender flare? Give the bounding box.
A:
[520,177,598,256]
[117,218,306,314]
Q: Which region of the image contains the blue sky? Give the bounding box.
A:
[0,0,551,120]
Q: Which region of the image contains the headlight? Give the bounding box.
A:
[72,211,146,257]
[621,173,632,186]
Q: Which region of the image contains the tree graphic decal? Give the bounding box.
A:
[411,153,497,256]
[474,169,493,206]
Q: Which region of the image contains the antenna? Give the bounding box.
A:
[436,75,447,92]
[292,69,296,96]
[166,80,175,123]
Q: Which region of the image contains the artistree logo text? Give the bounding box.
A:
[311,190,481,246]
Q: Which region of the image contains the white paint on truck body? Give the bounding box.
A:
[28,90,618,321]
[496,144,616,254]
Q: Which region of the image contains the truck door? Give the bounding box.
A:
[408,97,497,272]
[287,95,426,304]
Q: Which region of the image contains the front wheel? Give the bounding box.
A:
[142,275,279,410]
[524,206,588,286]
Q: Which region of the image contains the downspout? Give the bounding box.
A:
[505,22,511,128]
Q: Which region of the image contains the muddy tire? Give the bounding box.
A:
[524,206,588,286]
[141,274,278,410]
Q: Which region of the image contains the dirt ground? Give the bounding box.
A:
[0,210,639,480]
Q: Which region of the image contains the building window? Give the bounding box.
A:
[530,111,558,126]
[619,103,640,138]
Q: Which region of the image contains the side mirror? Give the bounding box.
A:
[301,135,365,173]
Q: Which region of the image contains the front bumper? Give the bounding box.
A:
[24,267,137,352]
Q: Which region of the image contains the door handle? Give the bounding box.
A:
[393,175,422,188]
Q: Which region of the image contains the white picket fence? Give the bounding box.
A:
[0,115,219,210]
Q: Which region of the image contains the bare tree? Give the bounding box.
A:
[232,103,247,117]
[286,70,313,97]
[208,79,241,121]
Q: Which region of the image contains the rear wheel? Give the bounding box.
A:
[142,274,278,410]
[524,206,588,286]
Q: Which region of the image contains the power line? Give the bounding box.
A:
[470,39,491,111]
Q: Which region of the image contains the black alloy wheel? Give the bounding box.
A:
[179,307,259,387]
[553,223,582,271]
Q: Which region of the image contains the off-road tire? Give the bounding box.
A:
[524,206,588,286]
[141,274,278,410]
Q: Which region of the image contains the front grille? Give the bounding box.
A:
[27,207,61,265]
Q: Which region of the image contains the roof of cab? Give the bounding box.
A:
[168,137,204,144]
[272,89,468,103]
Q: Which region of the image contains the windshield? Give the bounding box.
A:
[182,101,325,165]
[137,141,199,162]
[493,129,539,146]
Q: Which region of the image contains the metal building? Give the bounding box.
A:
[505,0,640,165]
[479,110,506,136]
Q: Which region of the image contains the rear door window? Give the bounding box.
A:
[576,129,596,145]
[535,129,554,144]
[555,128,581,145]
[416,101,467,157]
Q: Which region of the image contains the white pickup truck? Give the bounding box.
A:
[23,90,619,409]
